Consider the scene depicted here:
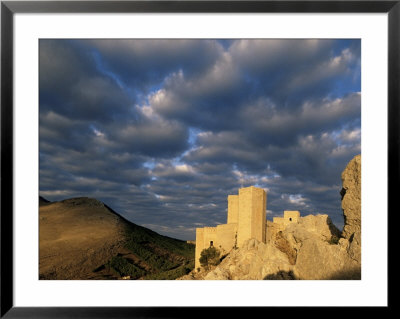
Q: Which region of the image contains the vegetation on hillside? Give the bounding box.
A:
[118,223,195,279]
[109,256,145,279]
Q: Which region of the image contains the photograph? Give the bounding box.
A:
[1,0,395,315]
[39,38,361,281]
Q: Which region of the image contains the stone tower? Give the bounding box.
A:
[237,186,266,247]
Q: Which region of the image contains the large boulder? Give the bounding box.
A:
[292,237,360,280]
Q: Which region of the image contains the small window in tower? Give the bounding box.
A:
[289,218,292,221]
[210,241,213,247]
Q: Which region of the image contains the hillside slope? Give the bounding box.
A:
[39,197,194,280]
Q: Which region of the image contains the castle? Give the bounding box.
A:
[195,186,300,269]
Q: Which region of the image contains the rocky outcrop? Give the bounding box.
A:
[266,220,282,244]
[204,238,292,280]
[340,154,361,264]
[280,214,340,253]
[293,236,360,279]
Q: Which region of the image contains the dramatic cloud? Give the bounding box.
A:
[39,39,361,240]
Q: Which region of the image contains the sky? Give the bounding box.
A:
[39,39,361,240]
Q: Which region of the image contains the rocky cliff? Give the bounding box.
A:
[340,154,362,264]
[183,154,361,280]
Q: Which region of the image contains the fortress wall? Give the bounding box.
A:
[216,223,238,254]
[195,228,204,270]
[273,217,285,224]
[273,217,286,230]
[203,227,217,250]
[227,195,239,224]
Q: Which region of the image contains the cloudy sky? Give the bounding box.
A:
[39,39,361,240]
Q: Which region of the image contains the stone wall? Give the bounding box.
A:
[227,195,239,224]
[203,227,217,249]
[272,217,285,231]
[216,223,238,254]
[195,228,204,270]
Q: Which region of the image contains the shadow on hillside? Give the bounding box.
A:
[264,270,297,280]
[263,267,361,280]
[326,267,361,280]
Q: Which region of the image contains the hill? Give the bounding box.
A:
[39,197,194,280]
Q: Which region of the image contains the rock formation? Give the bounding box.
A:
[287,214,359,279]
[204,238,292,280]
[339,154,361,264]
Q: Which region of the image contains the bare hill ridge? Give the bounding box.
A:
[39,197,194,280]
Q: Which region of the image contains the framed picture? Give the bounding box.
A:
[1,0,395,316]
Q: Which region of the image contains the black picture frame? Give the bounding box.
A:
[1,0,395,317]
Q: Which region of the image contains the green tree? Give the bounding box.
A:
[199,246,221,270]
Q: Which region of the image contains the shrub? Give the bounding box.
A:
[199,246,221,270]
[109,256,145,279]
[142,261,194,280]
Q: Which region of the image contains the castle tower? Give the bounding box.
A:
[283,210,300,224]
[237,186,267,247]
[273,210,301,230]
[227,195,239,224]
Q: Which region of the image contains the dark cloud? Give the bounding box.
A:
[85,39,225,92]
[39,39,361,240]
